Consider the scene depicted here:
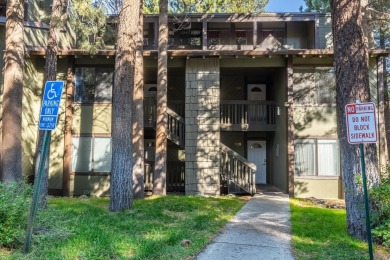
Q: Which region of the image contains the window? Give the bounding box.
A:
[208,30,220,45]
[143,30,149,46]
[294,139,340,177]
[190,29,201,46]
[293,68,336,105]
[72,136,112,173]
[262,30,285,44]
[236,30,247,45]
[74,67,114,103]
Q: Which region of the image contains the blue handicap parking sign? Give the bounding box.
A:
[38,81,65,130]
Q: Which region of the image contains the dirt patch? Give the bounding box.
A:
[299,197,345,209]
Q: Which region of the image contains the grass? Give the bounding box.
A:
[1,195,246,260]
[291,199,390,260]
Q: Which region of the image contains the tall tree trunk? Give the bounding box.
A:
[133,0,145,199]
[153,0,168,195]
[34,0,66,209]
[110,0,140,212]
[331,0,380,240]
[1,0,25,182]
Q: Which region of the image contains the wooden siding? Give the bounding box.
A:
[72,105,112,134]
[294,177,342,199]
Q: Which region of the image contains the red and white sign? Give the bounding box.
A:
[345,102,378,144]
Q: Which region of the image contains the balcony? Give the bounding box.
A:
[220,100,276,131]
[144,98,276,132]
[141,16,316,52]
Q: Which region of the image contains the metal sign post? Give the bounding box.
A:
[24,81,64,253]
[359,142,374,260]
[345,101,377,260]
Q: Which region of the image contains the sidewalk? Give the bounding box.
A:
[197,191,294,260]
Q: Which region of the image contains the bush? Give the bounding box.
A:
[370,176,390,247]
[0,181,32,248]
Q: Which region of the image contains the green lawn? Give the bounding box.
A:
[291,199,389,260]
[2,195,246,260]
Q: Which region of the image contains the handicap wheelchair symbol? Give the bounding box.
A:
[47,83,58,100]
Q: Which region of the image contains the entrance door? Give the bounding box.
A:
[247,84,266,124]
[247,140,267,184]
[247,84,266,101]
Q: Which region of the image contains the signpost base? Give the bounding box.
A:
[360,143,374,260]
[24,130,51,253]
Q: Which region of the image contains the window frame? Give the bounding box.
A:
[74,66,114,104]
[71,135,112,174]
[293,67,336,106]
[294,138,340,177]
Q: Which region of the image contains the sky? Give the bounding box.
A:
[265,0,307,12]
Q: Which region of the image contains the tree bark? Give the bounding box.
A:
[63,56,75,197]
[110,0,140,211]
[34,0,66,209]
[153,0,168,195]
[133,0,145,199]
[331,0,380,240]
[1,0,25,182]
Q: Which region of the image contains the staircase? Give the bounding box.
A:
[164,107,257,195]
[167,108,185,147]
[220,144,256,195]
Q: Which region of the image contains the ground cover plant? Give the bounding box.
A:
[1,195,246,259]
[291,199,390,259]
[0,181,32,249]
[370,175,390,247]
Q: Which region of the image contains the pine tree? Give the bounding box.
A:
[1,0,25,183]
[331,0,380,240]
[153,0,168,195]
[110,0,140,211]
[133,0,145,199]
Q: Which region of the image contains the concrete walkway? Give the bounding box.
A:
[197,192,294,260]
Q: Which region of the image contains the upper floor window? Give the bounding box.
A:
[293,67,336,105]
[236,30,247,45]
[74,67,114,103]
[208,30,220,45]
[262,29,285,44]
[168,29,201,47]
[143,30,149,47]
[0,2,5,17]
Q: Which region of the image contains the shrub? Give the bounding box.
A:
[370,176,390,247]
[0,181,32,248]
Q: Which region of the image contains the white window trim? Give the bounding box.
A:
[294,138,340,177]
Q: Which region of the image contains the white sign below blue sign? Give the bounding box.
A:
[38,81,64,130]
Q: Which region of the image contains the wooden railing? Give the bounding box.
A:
[143,98,258,195]
[144,162,185,192]
[168,100,185,117]
[220,100,276,131]
[167,108,185,147]
[220,143,256,195]
[145,98,276,131]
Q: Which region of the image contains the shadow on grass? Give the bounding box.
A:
[291,200,370,260]
[8,196,245,260]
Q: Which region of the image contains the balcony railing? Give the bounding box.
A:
[144,98,276,131]
[144,162,185,192]
[220,100,276,131]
